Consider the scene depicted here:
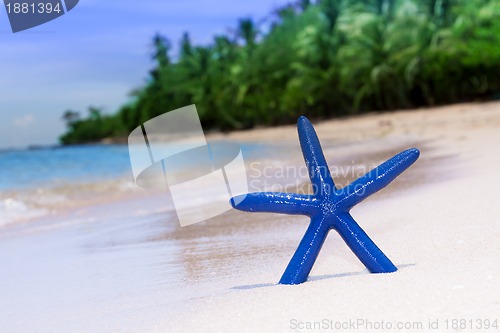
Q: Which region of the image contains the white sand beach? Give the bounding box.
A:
[1,102,499,332]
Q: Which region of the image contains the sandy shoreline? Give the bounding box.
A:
[1,102,499,332]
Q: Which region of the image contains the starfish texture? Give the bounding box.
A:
[230,116,420,285]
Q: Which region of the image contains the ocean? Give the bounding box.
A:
[0,142,280,227]
[0,145,136,227]
[0,145,133,191]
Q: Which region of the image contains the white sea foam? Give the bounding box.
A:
[0,197,48,227]
[0,178,141,228]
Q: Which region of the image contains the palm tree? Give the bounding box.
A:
[179,32,193,58]
[319,0,342,33]
[151,34,171,70]
[237,18,258,49]
[61,110,80,127]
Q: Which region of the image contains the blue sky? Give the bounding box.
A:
[0,0,290,149]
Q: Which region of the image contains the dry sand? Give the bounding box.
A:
[1,102,499,332]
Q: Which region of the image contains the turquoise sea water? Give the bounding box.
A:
[0,145,133,191]
[0,145,136,226]
[0,142,278,226]
[0,142,273,191]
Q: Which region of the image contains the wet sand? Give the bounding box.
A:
[1,102,499,332]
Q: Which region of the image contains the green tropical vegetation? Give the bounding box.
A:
[60,0,500,144]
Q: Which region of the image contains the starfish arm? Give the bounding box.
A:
[334,213,397,273]
[297,116,336,197]
[279,214,330,284]
[230,192,319,216]
[337,148,420,210]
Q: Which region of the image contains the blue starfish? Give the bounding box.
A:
[230,116,420,285]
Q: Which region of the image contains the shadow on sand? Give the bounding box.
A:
[231,263,416,291]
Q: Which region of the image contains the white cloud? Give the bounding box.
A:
[13,115,35,128]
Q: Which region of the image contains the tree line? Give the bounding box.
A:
[60,0,500,144]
